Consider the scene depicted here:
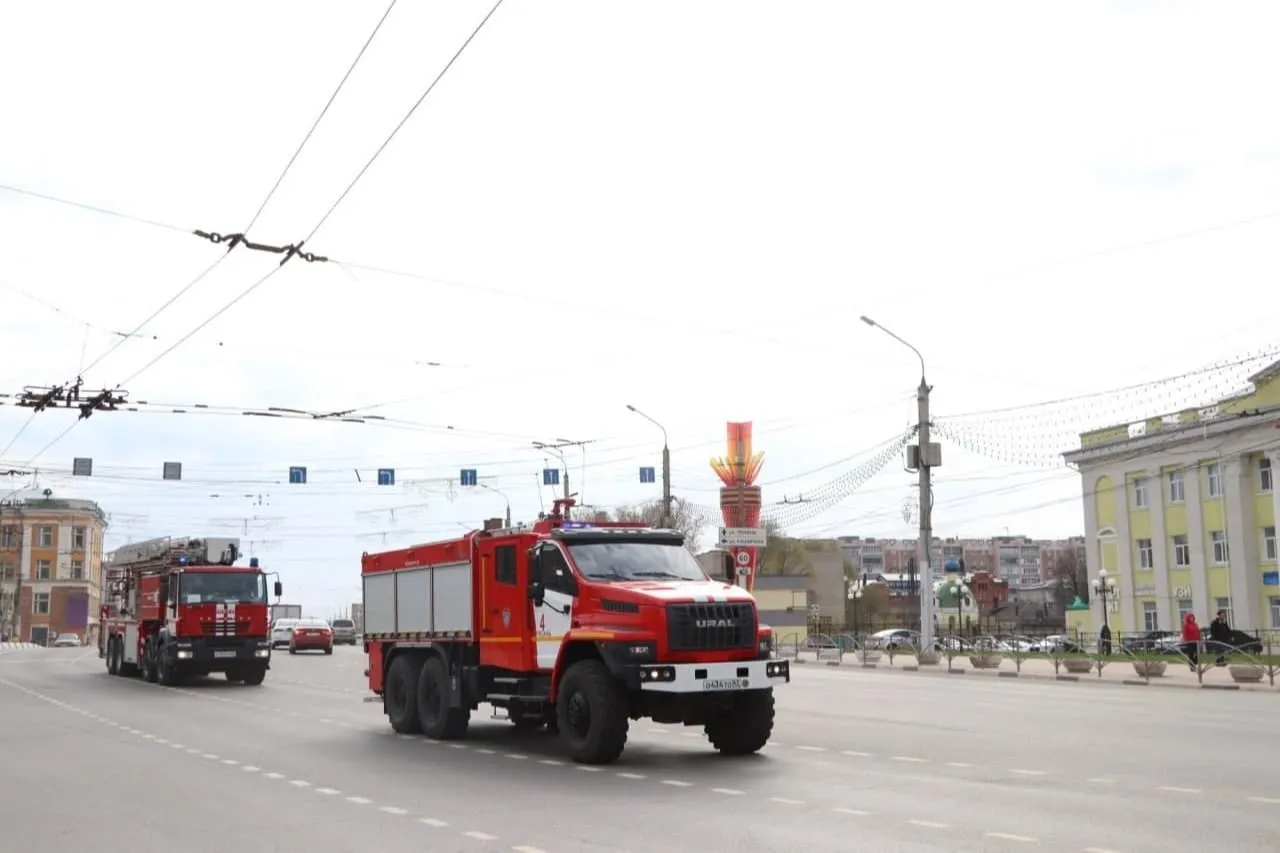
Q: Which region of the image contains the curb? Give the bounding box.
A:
[787,656,1276,693]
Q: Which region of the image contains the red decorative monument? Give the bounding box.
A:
[710,422,765,592]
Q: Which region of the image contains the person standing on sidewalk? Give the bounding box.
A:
[1181,612,1201,670]
[1208,610,1231,666]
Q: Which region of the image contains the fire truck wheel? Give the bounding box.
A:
[417,655,469,739]
[240,667,266,686]
[156,648,179,686]
[704,688,774,756]
[556,659,628,765]
[384,655,424,734]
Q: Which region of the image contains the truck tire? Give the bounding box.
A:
[704,689,774,756]
[556,659,628,765]
[241,667,266,686]
[416,655,469,739]
[156,647,179,686]
[384,655,423,734]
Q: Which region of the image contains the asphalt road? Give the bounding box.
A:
[1,644,1276,853]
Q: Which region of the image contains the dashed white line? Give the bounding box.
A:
[575,766,603,772]
[464,831,497,841]
[834,807,871,816]
[447,743,468,750]
[1248,796,1280,804]
[1086,778,1115,785]
[617,772,647,780]
[946,761,974,768]
[419,817,449,828]
[1156,785,1202,794]
[504,753,529,760]
[512,847,549,853]
[346,796,372,805]
[1009,769,1047,777]
[770,796,803,805]
[795,745,826,752]
[892,756,928,763]
[538,759,564,766]
[289,780,311,788]
[1083,847,1124,853]
[242,766,261,773]
[315,787,340,795]
[477,748,497,755]
[661,779,693,787]
[379,806,408,815]
[908,819,949,829]
[986,831,1038,842]
[265,772,285,780]
[712,788,745,796]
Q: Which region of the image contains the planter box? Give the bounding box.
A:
[916,650,941,666]
[856,650,883,665]
[1062,659,1094,674]
[1131,660,1167,678]
[968,654,1003,669]
[1229,664,1265,684]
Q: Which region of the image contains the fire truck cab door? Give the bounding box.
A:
[478,542,525,670]
[533,544,575,670]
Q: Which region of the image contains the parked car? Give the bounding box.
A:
[52,633,81,647]
[270,618,300,649]
[869,628,917,650]
[329,618,358,645]
[289,617,334,655]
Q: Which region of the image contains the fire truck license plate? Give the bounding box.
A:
[703,678,747,691]
[214,650,236,658]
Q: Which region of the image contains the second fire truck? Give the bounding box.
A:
[99,535,281,686]
[361,500,788,765]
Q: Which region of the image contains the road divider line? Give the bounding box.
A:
[908,819,948,829]
[712,788,745,795]
[1156,785,1202,794]
[661,779,693,787]
[985,831,1038,842]
[892,756,928,763]
[1247,796,1280,804]
[834,807,871,816]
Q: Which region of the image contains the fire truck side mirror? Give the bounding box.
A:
[273,580,283,599]
[526,548,545,605]
[723,553,735,581]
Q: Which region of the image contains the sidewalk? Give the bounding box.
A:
[789,649,1280,692]
[0,642,45,652]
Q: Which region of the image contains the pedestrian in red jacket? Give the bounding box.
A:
[1181,612,1201,669]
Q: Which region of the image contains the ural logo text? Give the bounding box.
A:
[695,619,733,628]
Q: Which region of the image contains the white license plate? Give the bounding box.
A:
[214,650,236,659]
[703,678,747,691]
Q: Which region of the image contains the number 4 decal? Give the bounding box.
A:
[538,615,547,636]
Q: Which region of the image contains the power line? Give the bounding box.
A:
[241,0,400,235]
[303,0,507,243]
[0,182,191,234]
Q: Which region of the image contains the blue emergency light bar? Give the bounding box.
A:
[561,521,594,529]
[250,557,260,568]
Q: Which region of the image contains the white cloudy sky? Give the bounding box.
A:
[2,0,1278,613]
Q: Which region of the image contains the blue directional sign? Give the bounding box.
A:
[639,466,656,484]
[288,466,307,485]
[377,468,395,486]
[460,468,478,487]
[543,468,560,486]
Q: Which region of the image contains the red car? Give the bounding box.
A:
[289,618,334,655]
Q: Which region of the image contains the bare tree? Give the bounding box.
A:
[1047,550,1089,605]
[592,498,705,552]
[757,518,812,575]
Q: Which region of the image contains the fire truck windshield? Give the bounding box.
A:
[566,542,707,583]
[181,571,267,604]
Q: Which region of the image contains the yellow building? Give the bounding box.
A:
[1063,362,1280,636]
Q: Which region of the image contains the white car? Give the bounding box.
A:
[270,618,300,648]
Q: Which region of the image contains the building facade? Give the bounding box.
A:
[837,535,1085,589]
[0,492,107,645]
[1063,362,1280,634]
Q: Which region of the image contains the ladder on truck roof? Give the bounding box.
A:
[106,536,241,582]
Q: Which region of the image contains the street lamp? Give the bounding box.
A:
[847,582,864,640]
[860,314,935,652]
[625,404,672,528]
[1091,568,1117,632]
[479,483,511,528]
[948,577,965,636]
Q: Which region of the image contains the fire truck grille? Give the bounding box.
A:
[201,620,250,636]
[665,603,755,652]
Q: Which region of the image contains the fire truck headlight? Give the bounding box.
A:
[639,665,676,682]
[254,649,270,658]
[176,650,194,660]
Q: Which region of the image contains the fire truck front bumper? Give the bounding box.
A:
[166,637,272,668]
[630,658,789,693]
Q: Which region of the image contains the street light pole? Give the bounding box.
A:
[480,483,511,527]
[626,405,672,528]
[1092,568,1116,631]
[861,314,935,652]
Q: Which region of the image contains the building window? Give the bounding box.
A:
[1271,596,1280,629]
[1136,538,1153,569]
[1264,526,1277,563]
[1205,463,1222,498]
[1133,477,1149,508]
[0,526,15,548]
[69,558,85,580]
[0,561,13,580]
[1215,597,1233,624]
[35,559,51,580]
[32,593,50,615]
[72,526,86,549]
[1176,599,1193,623]
[37,526,53,547]
[1172,535,1191,567]
[1168,471,1185,503]
[1262,457,1274,493]
[1142,601,1159,631]
[1210,531,1229,565]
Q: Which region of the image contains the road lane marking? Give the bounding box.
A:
[1009,769,1047,776]
[617,772,647,780]
[464,831,497,840]
[477,748,497,754]
[1156,785,1202,794]
[315,787,340,795]
[908,819,948,829]
[512,847,548,853]
[289,780,311,787]
[242,766,260,773]
[575,766,603,772]
[1247,796,1280,804]
[1083,848,1124,853]
[346,796,372,804]
[713,788,745,795]
[892,756,928,763]
[986,832,1038,842]
[661,780,693,787]
[504,753,528,760]
[770,797,803,805]
[538,759,564,766]
[834,807,871,816]
[795,745,826,752]
[379,806,408,815]
[841,750,873,757]
[946,761,974,768]
[1086,778,1115,784]
[265,772,285,779]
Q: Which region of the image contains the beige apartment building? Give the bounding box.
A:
[0,491,107,645]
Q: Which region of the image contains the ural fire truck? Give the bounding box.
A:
[361,499,788,765]
[99,536,282,686]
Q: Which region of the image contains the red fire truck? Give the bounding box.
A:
[361,500,789,765]
[99,535,282,686]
